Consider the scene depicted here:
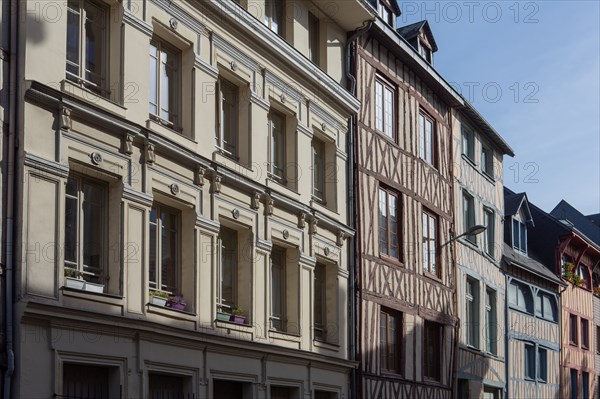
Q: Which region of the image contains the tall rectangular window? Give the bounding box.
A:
[582,318,590,349]
[596,326,600,354]
[571,369,578,399]
[308,12,320,64]
[481,145,493,177]
[423,321,442,381]
[375,78,394,138]
[462,192,476,244]
[219,227,238,310]
[66,0,108,95]
[63,364,111,398]
[149,204,179,293]
[462,127,475,160]
[380,308,402,373]
[486,288,497,354]
[419,111,435,165]
[312,137,326,201]
[264,0,284,35]
[512,219,527,253]
[216,78,239,158]
[149,39,180,129]
[271,246,286,331]
[379,187,400,259]
[269,110,286,182]
[570,314,579,345]
[465,277,479,348]
[314,263,326,340]
[524,343,535,379]
[64,174,106,284]
[582,372,589,399]
[149,373,185,399]
[422,210,438,275]
[537,347,547,382]
[483,208,495,256]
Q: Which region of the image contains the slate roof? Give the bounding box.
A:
[551,200,600,247]
[396,20,438,52]
[502,243,564,286]
[504,191,527,217]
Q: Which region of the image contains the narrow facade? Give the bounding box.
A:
[6,0,374,397]
[453,104,514,398]
[353,8,466,398]
[502,189,563,399]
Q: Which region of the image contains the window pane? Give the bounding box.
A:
[389,194,399,259]
[380,312,388,370]
[538,348,547,381]
[384,87,393,137]
[520,222,527,252]
[220,227,237,308]
[63,364,110,399]
[149,43,158,115]
[513,219,519,249]
[422,212,428,271]
[271,112,286,178]
[314,263,325,338]
[271,247,285,330]
[149,207,157,289]
[425,118,433,163]
[66,1,81,77]
[313,139,325,199]
[160,210,177,292]
[82,182,104,278]
[429,215,436,274]
[221,80,238,155]
[64,192,78,264]
[525,344,535,379]
[379,189,388,255]
[419,114,425,159]
[84,1,106,85]
[375,81,383,132]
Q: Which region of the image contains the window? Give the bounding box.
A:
[216,78,239,158]
[66,0,108,95]
[422,210,438,276]
[578,264,591,289]
[524,343,535,380]
[508,281,533,313]
[483,208,495,256]
[462,191,476,244]
[582,372,589,399]
[264,0,284,35]
[465,278,479,348]
[375,78,395,138]
[582,318,590,349]
[149,373,189,399]
[149,38,180,129]
[378,1,394,25]
[596,326,600,354]
[269,109,287,182]
[315,391,337,399]
[312,137,326,201]
[314,263,326,340]
[486,288,497,355]
[537,347,547,382]
[213,380,251,398]
[512,219,527,253]
[461,127,475,160]
[570,369,578,399]
[423,320,442,381]
[535,292,558,322]
[64,174,106,284]
[419,41,432,64]
[270,246,286,331]
[149,204,179,293]
[219,227,238,310]
[380,308,402,373]
[481,145,493,177]
[308,12,320,64]
[379,187,400,259]
[419,111,435,165]
[570,314,578,345]
[63,364,113,399]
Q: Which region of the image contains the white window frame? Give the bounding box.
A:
[422,210,438,276]
[268,109,287,183]
[313,262,326,340]
[419,110,435,165]
[537,347,548,383]
[216,78,239,158]
[264,0,284,35]
[483,207,495,257]
[149,38,181,129]
[270,246,286,331]
[462,191,476,244]
[461,127,475,161]
[218,226,238,311]
[481,144,494,178]
[308,12,320,65]
[466,277,479,348]
[485,287,497,354]
[312,137,326,201]
[149,203,180,294]
[512,218,528,254]
[375,78,395,138]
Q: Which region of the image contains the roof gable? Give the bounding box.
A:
[396,20,438,52]
[551,200,600,247]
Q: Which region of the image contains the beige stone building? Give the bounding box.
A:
[1,0,375,397]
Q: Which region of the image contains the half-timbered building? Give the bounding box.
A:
[1,0,374,397]
[453,103,514,399]
[353,9,467,398]
[502,189,564,399]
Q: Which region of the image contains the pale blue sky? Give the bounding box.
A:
[397,1,600,215]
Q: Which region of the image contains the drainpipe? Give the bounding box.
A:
[3,0,19,397]
[344,20,372,399]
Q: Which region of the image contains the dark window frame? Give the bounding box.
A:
[375,76,396,139]
[423,320,442,381]
[380,307,403,374]
[378,186,401,261]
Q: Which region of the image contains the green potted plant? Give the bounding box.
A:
[593,287,600,297]
[149,290,169,307]
[231,307,246,324]
[64,268,85,290]
[216,305,231,321]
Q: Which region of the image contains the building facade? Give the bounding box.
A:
[453,104,514,399]
[502,190,563,399]
[353,8,466,398]
[4,0,374,397]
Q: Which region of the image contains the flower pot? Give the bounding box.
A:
[65,277,85,290]
[167,301,186,311]
[84,282,104,293]
[230,315,246,324]
[150,296,168,307]
[216,311,231,321]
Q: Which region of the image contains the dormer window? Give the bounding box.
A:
[419,40,432,64]
[512,218,527,253]
[378,2,394,26]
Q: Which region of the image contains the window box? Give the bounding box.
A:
[150,296,168,307]
[167,302,186,312]
[83,281,105,293]
[230,315,246,324]
[65,277,86,290]
[216,311,231,322]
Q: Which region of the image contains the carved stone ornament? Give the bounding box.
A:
[251,192,261,210]
[145,143,156,164]
[308,218,318,235]
[232,209,240,219]
[230,61,238,71]
[321,122,327,132]
[280,94,286,103]
[298,213,306,229]
[169,18,178,30]
[60,107,72,130]
[211,175,222,194]
[124,133,134,155]
[337,231,346,247]
[170,183,179,196]
[282,230,289,239]
[194,166,206,186]
[90,152,103,165]
[266,197,274,216]
[324,247,330,256]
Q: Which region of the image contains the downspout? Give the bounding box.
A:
[3,0,18,396]
[344,20,372,399]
